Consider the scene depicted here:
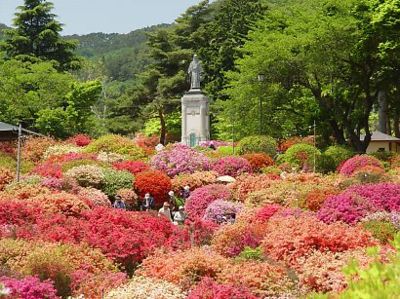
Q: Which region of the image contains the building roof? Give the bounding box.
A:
[0,122,42,140]
[360,131,400,142]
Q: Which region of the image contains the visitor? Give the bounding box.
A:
[209,141,216,150]
[142,193,155,211]
[168,190,178,210]
[173,206,187,225]
[158,202,172,221]
[113,195,126,210]
[181,185,191,200]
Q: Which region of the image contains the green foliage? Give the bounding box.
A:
[0,153,34,174]
[315,154,336,174]
[237,135,277,157]
[101,169,134,197]
[361,220,397,244]
[369,151,395,162]
[216,146,237,156]
[339,234,400,298]
[324,146,354,168]
[236,246,264,261]
[281,143,321,170]
[0,0,80,71]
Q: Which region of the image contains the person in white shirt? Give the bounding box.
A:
[173,206,187,225]
[158,202,172,221]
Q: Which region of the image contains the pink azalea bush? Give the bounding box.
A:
[212,156,252,177]
[339,155,383,176]
[151,144,211,177]
[0,276,59,299]
[185,184,231,219]
[318,183,400,224]
[203,200,243,223]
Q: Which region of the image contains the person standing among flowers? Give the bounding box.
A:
[142,193,155,211]
[181,186,191,200]
[158,202,172,221]
[173,206,187,225]
[113,195,126,210]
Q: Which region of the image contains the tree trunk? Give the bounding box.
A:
[394,111,400,138]
[378,90,388,133]
[158,108,167,145]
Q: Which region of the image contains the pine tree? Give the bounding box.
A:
[0,0,80,71]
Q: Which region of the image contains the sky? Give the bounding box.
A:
[0,0,203,35]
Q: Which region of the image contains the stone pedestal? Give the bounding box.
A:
[181,89,210,147]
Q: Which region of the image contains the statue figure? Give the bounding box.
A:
[188,54,203,90]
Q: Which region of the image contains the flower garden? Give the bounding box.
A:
[0,134,399,298]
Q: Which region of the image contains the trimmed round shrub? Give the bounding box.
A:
[97,152,125,163]
[22,137,56,163]
[85,134,146,160]
[238,135,277,157]
[65,165,105,188]
[134,170,172,207]
[315,154,336,174]
[203,200,244,223]
[77,187,111,207]
[151,144,211,177]
[242,153,274,172]
[185,184,231,219]
[339,155,383,176]
[112,160,149,175]
[66,134,92,147]
[324,145,354,168]
[212,156,252,177]
[116,189,139,208]
[280,143,321,171]
[101,169,134,197]
[43,145,82,160]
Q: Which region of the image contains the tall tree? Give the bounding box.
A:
[0,0,80,71]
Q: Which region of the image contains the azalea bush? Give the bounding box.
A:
[97,151,125,163]
[134,170,172,207]
[77,187,111,207]
[187,277,257,299]
[0,168,14,191]
[0,276,59,299]
[324,145,354,168]
[230,174,277,201]
[116,188,139,208]
[279,143,321,171]
[203,200,243,223]
[105,276,186,299]
[85,134,146,160]
[22,136,56,163]
[65,165,105,188]
[185,184,231,219]
[66,134,92,147]
[237,135,277,157]
[242,153,274,172]
[339,155,383,176]
[43,144,82,160]
[171,171,218,193]
[101,169,134,197]
[151,144,211,177]
[212,156,252,177]
[32,161,63,178]
[112,160,149,175]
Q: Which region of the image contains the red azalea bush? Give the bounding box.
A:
[339,155,383,176]
[134,133,159,155]
[254,204,281,222]
[185,184,231,219]
[301,187,340,212]
[22,137,56,163]
[260,215,376,265]
[212,156,252,177]
[67,134,92,147]
[183,218,219,246]
[242,153,274,172]
[187,277,257,299]
[134,170,172,207]
[0,167,14,190]
[32,161,63,178]
[230,174,278,201]
[0,199,43,228]
[112,160,149,174]
[0,276,59,299]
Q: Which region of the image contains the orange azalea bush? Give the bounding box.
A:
[242,153,274,172]
[230,174,278,201]
[299,187,340,211]
[260,215,376,266]
[137,248,229,289]
[22,136,56,163]
[217,261,296,297]
[3,184,51,200]
[0,167,14,191]
[171,171,218,193]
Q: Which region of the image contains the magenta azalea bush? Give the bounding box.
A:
[151,144,211,177]
[212,156,252,177]
[185,184,231,219]
[0,276,59,299]
[199,140,231,148]
[339,155,383,176]
[318,183,400,224]
[203,200,244,223]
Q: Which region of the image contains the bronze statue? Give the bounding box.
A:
[188,54,203,90]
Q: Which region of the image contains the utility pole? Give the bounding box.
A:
[16,123,22,182]
[313,120,316,173]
